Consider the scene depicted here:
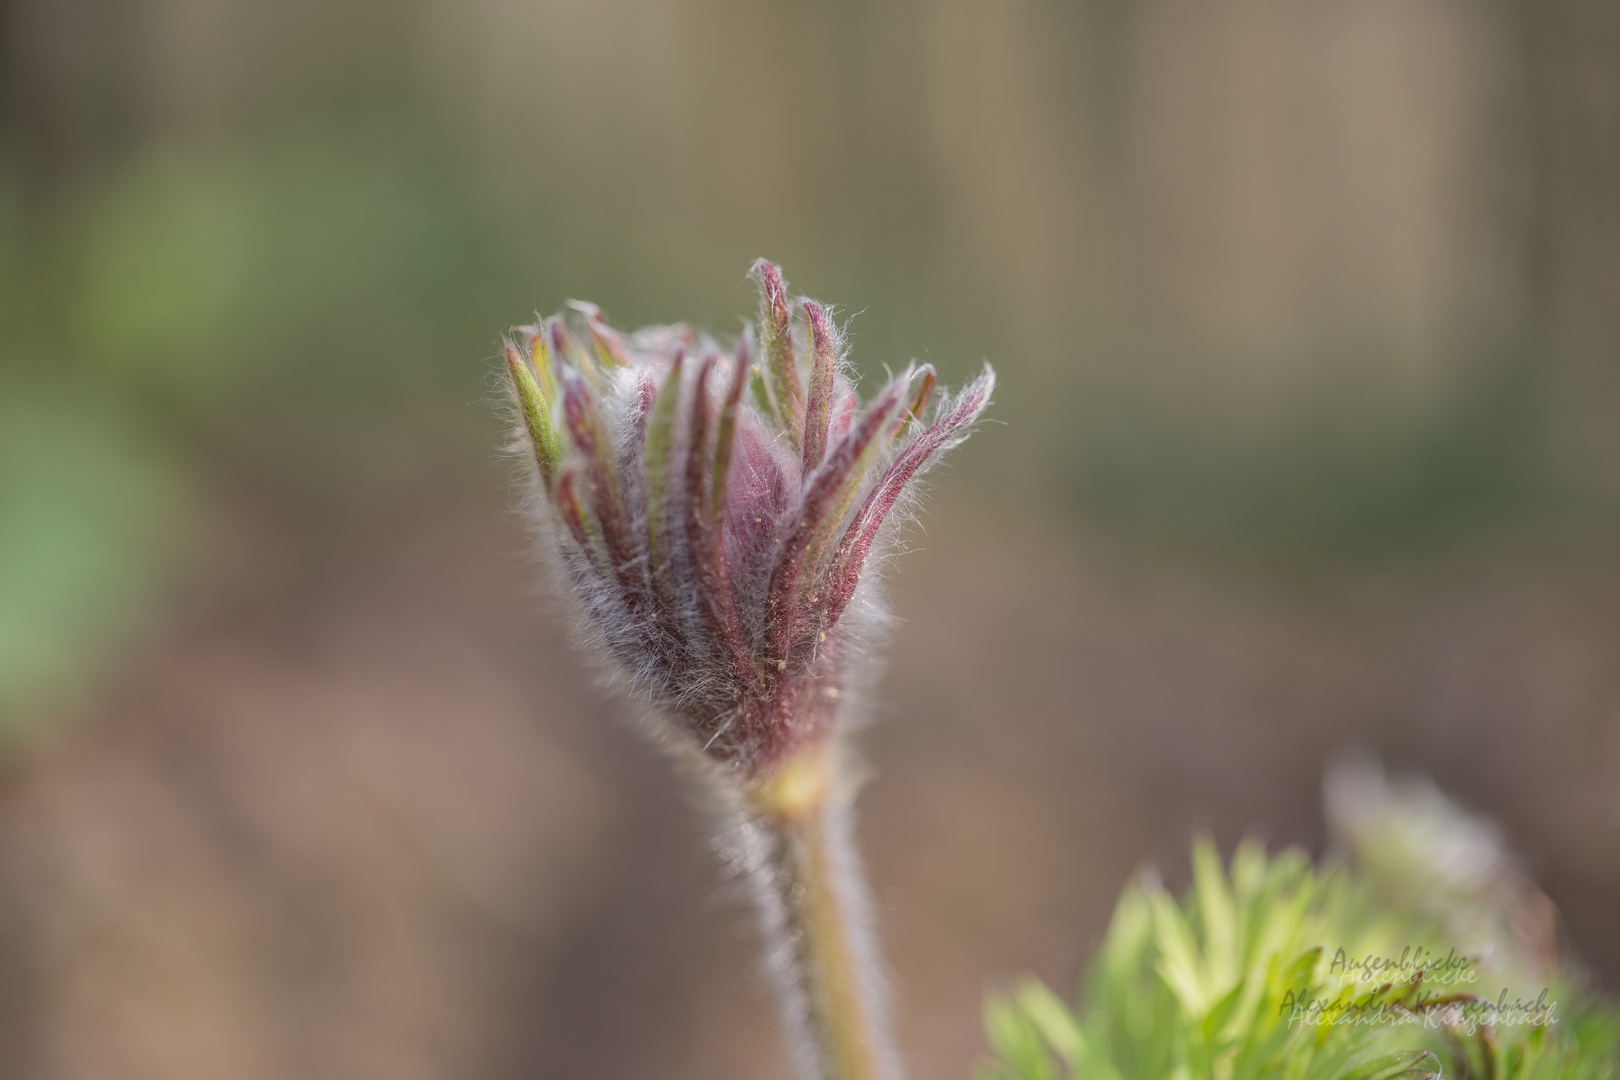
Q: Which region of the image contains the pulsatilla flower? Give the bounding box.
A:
[502,261,992,1080]
[504,260,993,786]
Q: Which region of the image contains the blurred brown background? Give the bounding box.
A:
[1,0,1618,1077]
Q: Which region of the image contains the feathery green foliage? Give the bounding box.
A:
[979,838,1620,1080]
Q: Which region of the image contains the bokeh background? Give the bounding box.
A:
[2,0,1618,1076]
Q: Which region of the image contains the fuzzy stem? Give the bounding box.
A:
[739,742,899,1080]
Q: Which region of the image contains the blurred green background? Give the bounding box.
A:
[1,0,1617,1077]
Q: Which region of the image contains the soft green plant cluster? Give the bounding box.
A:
[979,839,1619,1080]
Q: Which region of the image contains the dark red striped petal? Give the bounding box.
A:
[764,381,908,674]
[824,368,994,623]
[801,299,837,472]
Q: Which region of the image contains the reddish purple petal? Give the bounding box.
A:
[711,340,748,528]
[764,382,908,674]
[752,259,802,442]
[562,374,640,600]
[685,353,754,688]
[800,299,837,473]
[824,368,994,623]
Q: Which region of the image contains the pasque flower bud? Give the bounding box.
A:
[504,260,992,786]
[502,261,992,1080]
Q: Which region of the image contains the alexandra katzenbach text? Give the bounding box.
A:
[1279,987,1559,1034]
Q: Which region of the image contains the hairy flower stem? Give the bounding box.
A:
[739,742,898,1080]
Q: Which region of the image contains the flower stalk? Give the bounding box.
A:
[738,740,896,1080]
[775,809,879,1077]
[499,261,993,1080]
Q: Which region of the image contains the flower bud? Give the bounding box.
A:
[504,261,993,781]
